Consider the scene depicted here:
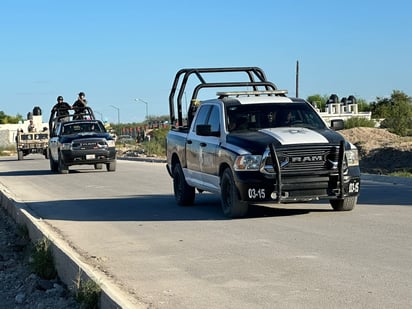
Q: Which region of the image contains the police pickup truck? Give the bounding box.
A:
[166,67,360,218]
[48,107,116,174]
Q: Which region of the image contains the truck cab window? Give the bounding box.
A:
[192,105,211,131]
[207,106,220,132]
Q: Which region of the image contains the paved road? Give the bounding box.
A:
[1,155,412,308]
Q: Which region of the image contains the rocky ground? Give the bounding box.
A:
[0,206,80,309]
[1,127,411,308]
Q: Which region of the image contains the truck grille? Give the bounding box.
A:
[262,146,340,174]
[72,140,107,150]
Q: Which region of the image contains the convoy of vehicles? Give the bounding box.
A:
[166,67,361,218]
[48,107,117,174]
[12,66,361,218]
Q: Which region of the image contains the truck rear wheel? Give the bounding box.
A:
[17,150,23,160]
[330,196,357,211]
[106,161,116,172]
[221,168,249,218]
[173,162,195,206]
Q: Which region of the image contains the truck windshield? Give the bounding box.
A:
[61,122,104,135]
[226,103,326,132]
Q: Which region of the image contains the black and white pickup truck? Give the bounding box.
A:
[48,107,117,174]
[166,67,360,218]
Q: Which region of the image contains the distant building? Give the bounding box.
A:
[314,94,372,127]
[0,108,48,146]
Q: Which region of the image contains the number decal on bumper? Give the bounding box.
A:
[348,180,360,193]
[248,188,266,199]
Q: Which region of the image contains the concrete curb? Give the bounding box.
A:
[361,173,412,186]
[0,186,147,309]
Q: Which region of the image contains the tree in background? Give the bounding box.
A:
[0,111,23,124]
[356,98,371,112]
[306,94,329,112]
[370,90,412,136]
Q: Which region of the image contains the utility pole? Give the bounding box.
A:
[296,60,299,98]
[110,105,120,125]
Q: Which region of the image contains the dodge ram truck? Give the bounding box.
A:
[166,67,360,218]
[48,107,116,174]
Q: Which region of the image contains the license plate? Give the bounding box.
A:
[86,154,95,160]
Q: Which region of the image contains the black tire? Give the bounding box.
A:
[49,150,58,172]
[330,196,357,211]
[220,168,249,218]
[17,150,23,160]
[44,149,49,159]
[173,162,195,206]
[106,161,116,172]
[95,163,103,170]
[50,158,58,172]
[57,151,68,174]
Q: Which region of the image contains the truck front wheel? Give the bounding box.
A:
[330,196,357,211]
[220,169,249,218]
[58,152,69,174]
[173,163,195,206]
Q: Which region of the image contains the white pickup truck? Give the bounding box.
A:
[166,67,360,218]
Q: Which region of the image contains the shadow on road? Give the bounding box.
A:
[8,180,411,224]
[0,168,106,176]
[19,193,334,223]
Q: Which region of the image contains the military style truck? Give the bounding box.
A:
[166,67,360,218]
[16,130,49,160]
[16,106,49,160]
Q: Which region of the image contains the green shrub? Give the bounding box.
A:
[344,117,376,129]
[30,237,57,279]
[75,278,101,309]
[141,127,168,157]
[388,170,412,177]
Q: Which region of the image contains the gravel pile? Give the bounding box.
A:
[0,206,80,309]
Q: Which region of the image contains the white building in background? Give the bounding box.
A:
[0,107,48,147]
[314,94,372,126]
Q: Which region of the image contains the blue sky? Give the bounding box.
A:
[1,0,411,123]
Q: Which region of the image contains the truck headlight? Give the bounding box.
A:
[345,148,359,167]
[61,143,71,150]
[107,140,115,147]
[234,155,262,171]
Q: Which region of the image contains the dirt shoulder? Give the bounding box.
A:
[338,127,412,174]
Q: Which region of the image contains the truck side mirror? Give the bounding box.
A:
[331,119,344,131]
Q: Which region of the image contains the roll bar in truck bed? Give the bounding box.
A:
[168,67,281,128]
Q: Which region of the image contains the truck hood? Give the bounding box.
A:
[226,127,345,154]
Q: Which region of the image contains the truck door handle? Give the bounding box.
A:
[200,142,207,147]
[187,140,192,144]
